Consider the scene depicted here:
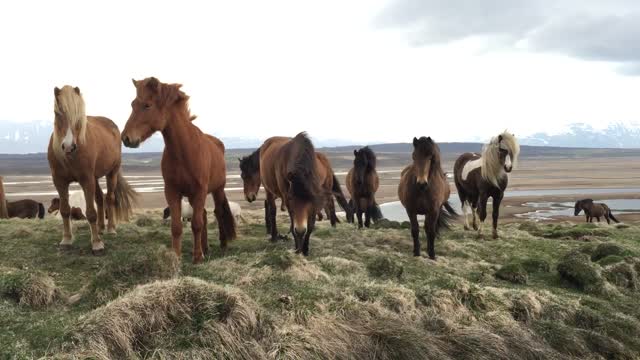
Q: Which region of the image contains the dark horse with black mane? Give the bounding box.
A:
[398,137,457,259]
[454,131,520,239]
[240,133,324,255]
[4,199,45,219]
[346,146,382,228]
[575,199,620,224]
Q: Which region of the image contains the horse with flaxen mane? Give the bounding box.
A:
[5,199,45,219]
[398,137,457,259]
[574,199,620,224]
[454,131,520,239]
[48,86,138,254]
[122,77,236,264]
[346,146,383,228]
[239,133,324,255]
[240,140,351,232]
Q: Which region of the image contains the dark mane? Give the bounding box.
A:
[355,146,377,171]
[414,137,442,178]
[286,132,323,206]
[239,149,260,176]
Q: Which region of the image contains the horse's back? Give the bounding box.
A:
[7,199,39,218]
[259,137,291,197]
[454,152,480,176]
[314,152,332,189]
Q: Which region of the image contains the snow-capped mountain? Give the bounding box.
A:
[520,123,640,148]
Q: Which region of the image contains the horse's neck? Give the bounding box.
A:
[161,115,199,163]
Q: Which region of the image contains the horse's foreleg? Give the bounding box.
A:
[364,198,372,228]
[105,171,118,234]
[94,179,105,234]
[188,193,207,264]
[80,178,103,254]
[425,212,438,260]
[408,211,420,256]
[55,182,73,247]
[201,208,209,256]
[471,199,479,231]
[326,197,337,228]
[165,188,183,259]
[266,192,279,241]
[477,193,489,237]
[264,199,271,235]
[491,194,503,239]
[302,211,315,256]
[355,198,364,229]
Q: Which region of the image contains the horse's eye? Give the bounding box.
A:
[144,103,152,110]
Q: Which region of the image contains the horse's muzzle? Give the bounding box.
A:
[245,194,256,203]
[62,143,77,154]
[504,166,513,173]
[294,227,307,238]
[121,135,140,148]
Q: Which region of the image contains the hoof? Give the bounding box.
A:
[105,228,117,235]
[463,225,470,231]
[192,255,204,264]
[59,243,73,251]
[492,232,499,240]
[91,248,106,256]
[472,224,478,231]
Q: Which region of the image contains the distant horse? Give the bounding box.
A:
[346,146,383,228]
[48,86,138,254]
[122,77,236,263]
[398,137,457,259]
[240,141,351,232]
[5,199,44,219]
[239,133,324,255]
[454,131,520,239]
[48,198,85,220]
[574,199,620,224]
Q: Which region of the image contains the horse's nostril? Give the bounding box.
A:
[294,227,307,237]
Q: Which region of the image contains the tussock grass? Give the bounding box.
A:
[0,267,59,307]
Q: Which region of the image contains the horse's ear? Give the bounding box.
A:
[498,135,503,142]
[54,87,61,97]
[73,87,81,95]
[413,137,418,146]
[353,149,357,156]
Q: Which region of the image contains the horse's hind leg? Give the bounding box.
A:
[302,211,316,256]
[477,193,489,237]
[105,171,118,234]
[80,178,104,255]
[54,181,74,248]
[355,198,364,229]
[188,193,207,264]
[266,192,280,241]
[425,212,438,260]
[94,179,105,234]
[201,208,209,256]
[326,197,338,227]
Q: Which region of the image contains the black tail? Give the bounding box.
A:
[608,208,620,223]
[436,201,458,235]
[331,174,353,222]
[367,201,384,223]
[37,203,45,219]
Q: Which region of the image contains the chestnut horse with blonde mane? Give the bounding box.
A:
[48,86,137,254]
[122,77,236,263]
[239,133,324,256]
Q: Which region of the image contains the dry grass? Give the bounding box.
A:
[0,267,59,307]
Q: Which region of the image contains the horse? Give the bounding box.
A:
[48,198,86,220]
[454,131,520,239]
[122,77,236,263]
[574,199,620,224]
[346,146,383,228]
[5,199,44,219]
[239,133,324,255]
[0,176,7,219]
[240,141,351,232]
[398,137,457,259]
[48,86,138,255]
[163,200,244,224]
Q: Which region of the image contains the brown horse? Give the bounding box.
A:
[5,199,44,219]
[48,198,86,220]
[48,86,137,254]
[454,131,519,239]
[122,77,236,263]
[239,133,323,255]
[574,199,620,224]
[398,137,457,259]
[346,146,383,228]
[240,142,351,231]
[0,176,7,219]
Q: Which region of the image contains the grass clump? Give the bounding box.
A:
[495,263,528,284]
[257,250,295,271]
[591,243,634,262]
[0,268,59,307]
[557,251,606,294]
[597,255,625,266]
[519,258,551,273]
[603,263,639,290]
[366,255,403,279]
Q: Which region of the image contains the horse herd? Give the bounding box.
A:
[0,77,622,264]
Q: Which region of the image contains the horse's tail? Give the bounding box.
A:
[37,203,45,219]
[606,205,620,223]
[215,192,237,242]
[113,172,139,222]
[331,174,353,221]
[367,201,384,223]
[436,201,458,235]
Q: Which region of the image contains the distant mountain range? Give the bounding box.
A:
[0,121,638,153]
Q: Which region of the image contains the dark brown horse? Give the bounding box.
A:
[454,131,519,239]
[398,137,457,259]
[574,199,620,224]
[346,146,383,228]
[240,133,323,255]
[48,198,86,220]
[48,86,138,254]
[4,199,44,219]
[122,77,236,263]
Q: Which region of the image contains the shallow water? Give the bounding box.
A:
[516,199,640,221]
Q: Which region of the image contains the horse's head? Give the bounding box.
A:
[122,77,189,148]
[239,150,261,202]
[353,146,375,186]
[48,197,60,214]
[496,132,520,173]
[574,199,593,216]
[412,136,440,189]
[53,86,86,156]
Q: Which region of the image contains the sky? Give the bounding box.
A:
[1,0,639,144]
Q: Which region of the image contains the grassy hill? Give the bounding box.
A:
[1,212,640,359]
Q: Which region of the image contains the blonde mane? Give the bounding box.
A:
[53,86,87,158]
[480,131,520,187]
